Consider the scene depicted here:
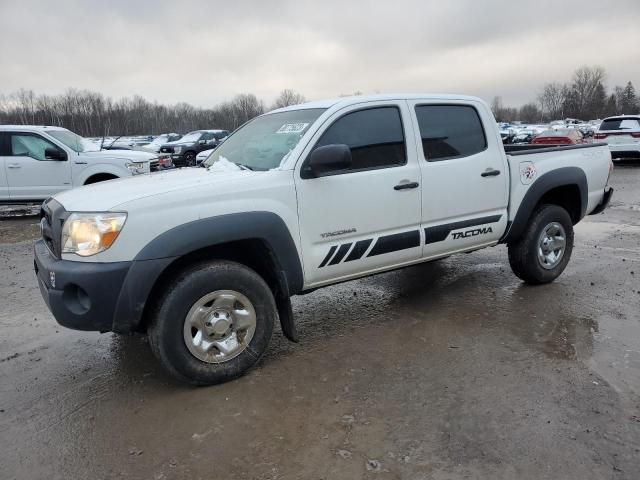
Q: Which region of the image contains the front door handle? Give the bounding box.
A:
[7,163,21,169]
[481,168,501,177]
[394,181,419,190]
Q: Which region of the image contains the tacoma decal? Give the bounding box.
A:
[321,228,356,239]
[452,227,493,239]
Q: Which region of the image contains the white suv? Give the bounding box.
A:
[594,115,640,160]
[0,125,160,202]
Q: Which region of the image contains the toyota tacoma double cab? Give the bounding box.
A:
[0,125,161,203]
[34,94,613,385]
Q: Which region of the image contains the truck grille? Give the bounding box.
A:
[40,199,69,258]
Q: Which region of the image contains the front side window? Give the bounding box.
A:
[415,105,487,161]
[313,106,406,172]
[10,134,60,161]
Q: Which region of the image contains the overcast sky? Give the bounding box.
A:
[1,0,639,108]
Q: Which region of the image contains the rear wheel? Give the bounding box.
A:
[148,260,276,385]
[508,204,574,285]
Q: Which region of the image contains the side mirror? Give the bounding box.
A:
[302,144,352,179]
[45,147,67,161]
[198,139,207,145]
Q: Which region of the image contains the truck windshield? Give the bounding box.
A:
[203,108,326,171]
[179,131,204,143]
[47,129,100,152]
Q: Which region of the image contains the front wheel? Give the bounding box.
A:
[508,204,574,285]
[148,260,276,385]
[183,151,196,166]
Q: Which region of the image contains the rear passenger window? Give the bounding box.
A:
[415,105,487,161]
[314,106,406,171]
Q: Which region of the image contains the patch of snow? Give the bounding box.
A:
[207,156,242,173]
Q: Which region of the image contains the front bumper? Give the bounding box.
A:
[34,239,131,331]
[34,240,173,333]
[589,186,613,215]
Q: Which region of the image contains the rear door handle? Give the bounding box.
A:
[481,168,501,177]
[7,163,21,169]
[394,181,420,190]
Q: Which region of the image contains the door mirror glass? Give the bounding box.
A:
[304,144,352,178]
[44,147,67,161]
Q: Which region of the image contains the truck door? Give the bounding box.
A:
[294,101,422,288]
[5,132,72,200]
[406,100,509,258]
[0,134,9,200]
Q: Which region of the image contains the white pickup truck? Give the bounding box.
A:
[0,125,160,202]
[33,94,613,384]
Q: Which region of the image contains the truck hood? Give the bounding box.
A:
[82,150,157,162]
[54,166,252,212]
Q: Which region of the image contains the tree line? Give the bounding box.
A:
[1,66,637,135]
[492,66,638,123]
[0,88,305,137]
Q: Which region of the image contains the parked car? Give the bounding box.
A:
[532,128,585,146]
[594,115,640,160]
[34,94,614,384]
[0,125,161,203]
[160,130,229,167]
[145,133,182,153]
[195,149,214,165]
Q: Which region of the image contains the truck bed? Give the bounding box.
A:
[504,143,607,156]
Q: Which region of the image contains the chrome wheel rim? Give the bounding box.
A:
[537,222,566,270]
[183,290,257,363]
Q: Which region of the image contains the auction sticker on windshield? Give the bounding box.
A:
[276,123,309,134]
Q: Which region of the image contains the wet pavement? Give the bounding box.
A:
[1,164,639,479]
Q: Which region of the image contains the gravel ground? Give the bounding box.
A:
[0,164,639,480]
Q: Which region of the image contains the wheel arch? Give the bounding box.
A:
[113,212,304,333]
[84,172,119,184]
[502,167,587,244]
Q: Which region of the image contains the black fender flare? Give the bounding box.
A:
[501,167,587,244]
[112,212,303,334]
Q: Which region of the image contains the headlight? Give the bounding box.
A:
[126,162,146,175]
[173,146,183,154]
[61,213,127,257]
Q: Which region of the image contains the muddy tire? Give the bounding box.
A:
[148,260,276,385]
[508,204,574,285]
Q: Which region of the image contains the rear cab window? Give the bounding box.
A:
[599,118,640,131]
[414,105,487,161]
[311,106,407,173]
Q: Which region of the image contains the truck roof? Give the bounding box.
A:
[0,125,69,132]
[270,93,485,113]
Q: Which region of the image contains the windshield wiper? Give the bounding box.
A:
[234,162,253,171]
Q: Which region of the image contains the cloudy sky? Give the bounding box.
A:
[1,0,639,108]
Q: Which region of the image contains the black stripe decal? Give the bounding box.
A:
[367,230,420,257]
[424,215,502,245]
[345,239,373,262]
[318,245,337,268]
[328,243,352,265]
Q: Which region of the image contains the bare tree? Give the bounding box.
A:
[519,103,542,123]
[272,89,306,110]
[537,83,566,120]
[569,66,606,119]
